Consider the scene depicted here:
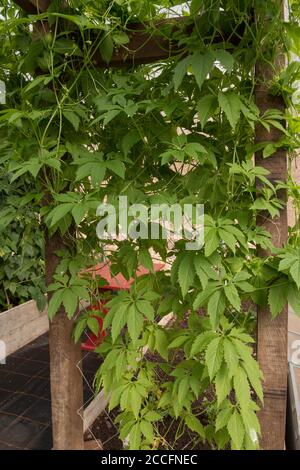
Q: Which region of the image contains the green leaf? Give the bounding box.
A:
[129,423,141,450]
[192,51,214,91]
[193,284,218,310]
[190,331,216,356]
[227,410,245,449]
[47,203,74,227]
[140,420,154,442]
[223,338,239,377]
[178,377,189,406]
[48,289,64,319]
[205,337,223,380]
[290,260,300,289]
[218,91,241,130]
[268,283,288,317]
[106,160,126,179]
[71,204,86,226]
[111,304,127,342]
[288,284,300,316]
[145,410,162,422]
[87,317,100,335]
[121,130,140,156]
[63,110,80,131]
[190,0,202,15]
[62,289,78,318]
[178,255,195,297]
[155,329,169,360]
[75,161,106,185]
[233,366,251,409]
[215,50,234,72]
[216,407,232,431]
[224,283,241,311]
[127,305,144,344]
[136,300,154,321]
[130,385,142,419]
[100,34,114,63]
[168,335,189,349]
[207,289,225,329]
[185,414,205,438]
[197,94,218,130]
[112,31,129,45]
[74,319,87,343]
[205,227,219,257]
[215,362,231,405]
[138,248,153,272]
[173,56,190,90]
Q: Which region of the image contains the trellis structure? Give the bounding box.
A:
[12,0,288,450]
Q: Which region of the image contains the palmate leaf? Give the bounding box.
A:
[173,51,214,91]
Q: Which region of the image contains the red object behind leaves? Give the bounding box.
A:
[81,262,165,351]
[80,301,108,352]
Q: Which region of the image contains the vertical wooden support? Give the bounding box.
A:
[45,230,84,450]
[255,3,288,450]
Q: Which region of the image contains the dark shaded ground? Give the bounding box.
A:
[0,334,101,450]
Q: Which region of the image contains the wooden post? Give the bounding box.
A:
[255,3,288,450]
[45,230,84,450]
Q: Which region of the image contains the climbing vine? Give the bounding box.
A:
[1,0,300,450]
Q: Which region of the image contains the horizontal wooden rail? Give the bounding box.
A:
[13,0,245,67]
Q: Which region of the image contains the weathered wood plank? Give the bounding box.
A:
[0,300,48,356]
[255,3,288,448]
[13,0,50,13]
[45,230,84,450]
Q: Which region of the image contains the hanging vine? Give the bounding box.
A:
[1,0,300,450]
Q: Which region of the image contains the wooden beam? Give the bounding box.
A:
[13,0,50,13]
[255,3,288,449]
[11,1,245,67]
[0,300,48,357]
[45,230,84,450]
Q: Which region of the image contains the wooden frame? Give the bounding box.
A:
[11,0,289,450]
[0,300,48,356]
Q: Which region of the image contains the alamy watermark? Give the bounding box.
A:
[0,340,6,364]
[0,81,6,105]
[96,196,204,250]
